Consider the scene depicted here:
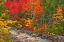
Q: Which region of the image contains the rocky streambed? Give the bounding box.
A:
[9,28,64,42]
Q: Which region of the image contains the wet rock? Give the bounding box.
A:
[37,33,42,37]
[53,36,64,42]
[9,28,64,42]
[41,34,48,39]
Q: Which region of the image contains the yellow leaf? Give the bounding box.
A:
[7,20,13,24]
[1,22,8,27]
[52,33,55,36]
[0,18,4,21]
[2,28,9,35]
[7,26,11,30]
[18,24,22,28]
[1,13,6,17]
[0,38,6,42]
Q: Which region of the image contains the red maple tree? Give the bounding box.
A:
[4,0,43,23]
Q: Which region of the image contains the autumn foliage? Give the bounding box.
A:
[53,6,63,24]
[4,0,43,20]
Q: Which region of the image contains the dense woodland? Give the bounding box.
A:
[0,0,64,42]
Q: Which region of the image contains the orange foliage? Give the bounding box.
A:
[27,18,33,28]
[56,6,62,14]
[33,29,37,33]
[37,23,48,33]
[22,0,43,16]
[32,0,43,20]
[41,23,48,31]
[30,0,41,5]
[53,6,63,24]
[33,27,38,33]
[29,0,43,15]
[42,24,48,30]
[34,4,43,15]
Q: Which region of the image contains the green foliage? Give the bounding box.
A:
[0,1,6,15]
[0,26,13,42]
[56,24,64,34]
[0,0,64,38]
[46,24,64,35]
[42,0,64,23]
[0,34,13,42]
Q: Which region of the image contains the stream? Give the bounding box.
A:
[9,28,64,42]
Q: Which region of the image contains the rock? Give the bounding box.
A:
[9,28,60,42]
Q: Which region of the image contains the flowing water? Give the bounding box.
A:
[9,28,64,42]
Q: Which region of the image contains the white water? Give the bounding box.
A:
[9,29,52,42]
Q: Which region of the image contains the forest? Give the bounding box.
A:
[0,0,64,42]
